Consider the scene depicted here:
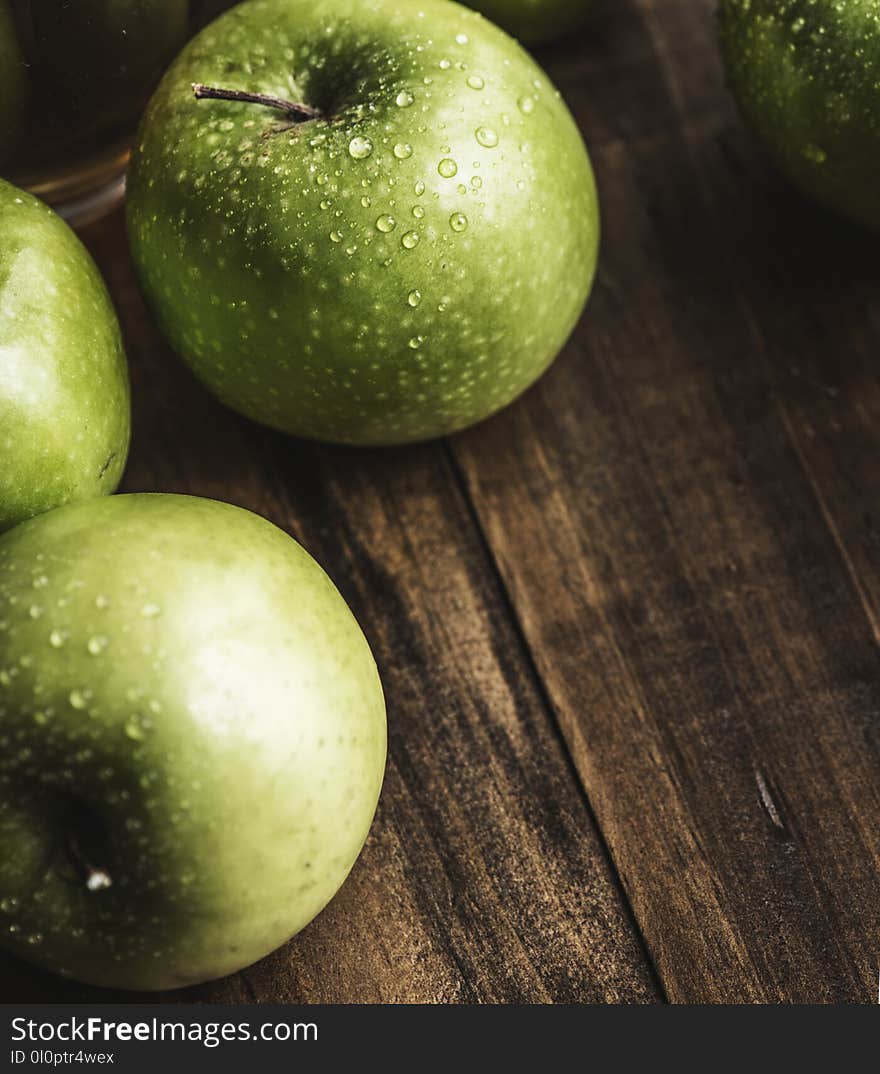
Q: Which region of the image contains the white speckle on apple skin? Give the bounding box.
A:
[0,494,387,990]
[127,0,599,445]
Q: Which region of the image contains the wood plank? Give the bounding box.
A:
[0,208,657,1003]
[452,0,880,1002]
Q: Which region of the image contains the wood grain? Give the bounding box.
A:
[7,0,880,1005]
[0,210,657,1004]
[452,0,880,1003]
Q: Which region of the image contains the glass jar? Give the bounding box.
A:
[0,1,233,224]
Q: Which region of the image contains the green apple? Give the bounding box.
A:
[0,494,386,990]
[0,180,129,534]
[463,0,599,46]
[0,1,27,164]
[127,0,599,445]
[719,0,880,231]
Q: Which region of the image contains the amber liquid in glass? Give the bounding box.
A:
[0,1,232,220]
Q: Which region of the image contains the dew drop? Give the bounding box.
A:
[329,230,343,242]
[518,95,535,115]
[407,289,422,307]
[414,180,426,196]
[803,143,827,164]
[125,716,147,742]
[455,32,469,45]
[361,195,371,207]
[49,630,66,648]
[467,75,484,90]
[28,604,43,620]
[0,896,18,913]
[395,89,415,108]
[376,214,397,233]
[408,335,425,349]
[394,143,413,160]
[87,636,108,656]
[348,135,373,159]
[475,127,498,148]
[449,211,468,232]
[412,205,425,219]
[69,688,90,710]
[438,158,458,178]
[401,230,420,249]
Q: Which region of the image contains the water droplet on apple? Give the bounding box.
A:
[401,231,420,249]
[438,158,458,178]
[409,335,425,349]
[329,230,343,243]
[28,604,43,619]
[348,136,373,160]
[475,127,498,148]
[125,715,148,741]
[395,89,415,108]
[376,214,396,233]
[467,75,484,90]
[449,212,468,232]
[407,289,422,307]
[0,897,18,914]
[414,180,426,196]
[412,205,425,219]
[518,95,535,115]
[456,32,469,45]
[87,636,108,656]
[69,688,90,710]
[361,195,371,208]
[394,143,413,160]
[803,142,827,163]
[49,630,66,648]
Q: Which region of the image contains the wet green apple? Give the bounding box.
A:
[719,0,880,230]
[127,0,598,445]
[0,180,129,533]
[0,494,386,990]
[465,0,599,46]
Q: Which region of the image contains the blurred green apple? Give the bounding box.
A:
[465,0,598,46]
[128,0,599,445]
[0,494,386,990]
[719,0,880,230]
[0,1,27,164]
[0,180,129,533]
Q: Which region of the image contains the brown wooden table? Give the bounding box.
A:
[6,0,880,1004]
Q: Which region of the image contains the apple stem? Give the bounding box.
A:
[191,83,321,123]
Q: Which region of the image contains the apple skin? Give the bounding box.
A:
[0,494,386,991]
[0,180,130,534]
[463,0,599,47]
[127,0,599,445]
[719,0,880,231]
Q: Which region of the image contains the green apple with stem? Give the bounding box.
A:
[719,0,880,231]
[127,0,599,445]
[0,180,129,534]
[0,494,386,990]
[464,0,600,47]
